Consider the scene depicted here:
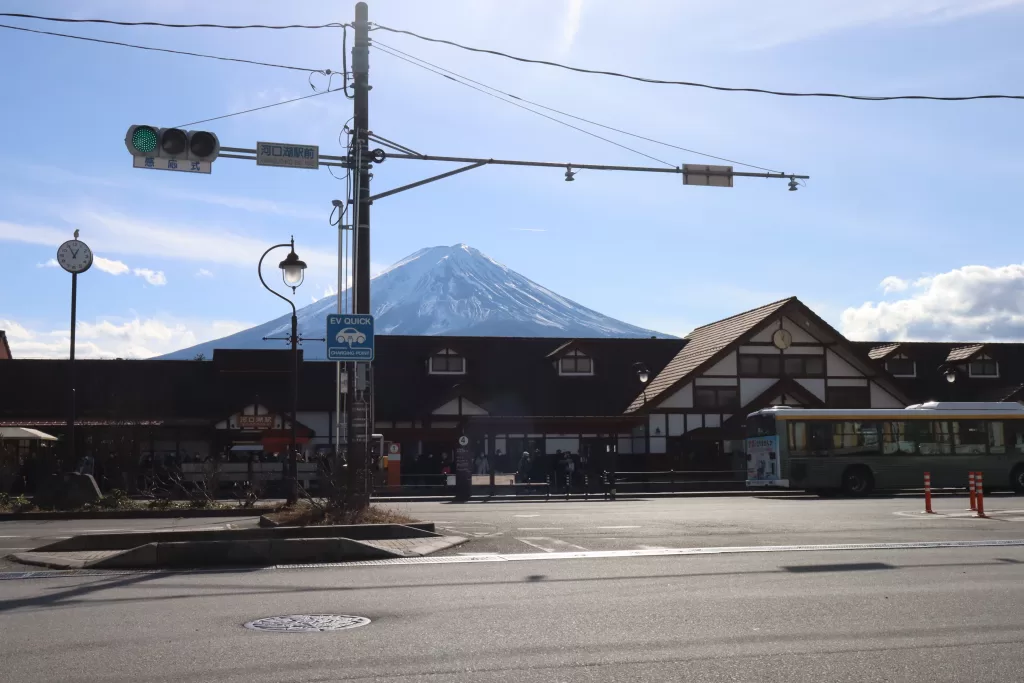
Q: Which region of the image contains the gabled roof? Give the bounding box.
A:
[544,339,598,359]
[0,330,11,360]
[625,297,794,413]
[947,344,986,362]
[868,342,901,360]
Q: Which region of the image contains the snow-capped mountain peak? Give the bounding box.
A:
[162,244,664,359]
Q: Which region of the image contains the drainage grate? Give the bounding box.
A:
[244,614,371,633]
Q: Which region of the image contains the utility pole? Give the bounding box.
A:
[348,1,372,507]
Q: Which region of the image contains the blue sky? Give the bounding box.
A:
[2,0,1024,357]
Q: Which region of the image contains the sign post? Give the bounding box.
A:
[454,435,472,502]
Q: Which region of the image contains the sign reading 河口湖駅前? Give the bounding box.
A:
[256,141,319,170]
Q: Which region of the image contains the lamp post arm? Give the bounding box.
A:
[258,243,297,318]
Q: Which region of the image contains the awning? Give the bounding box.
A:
[0,427,58,441]
[229,444,265,452]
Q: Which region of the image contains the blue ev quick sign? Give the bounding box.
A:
[326,314,375,361]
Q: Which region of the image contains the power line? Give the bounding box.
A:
[372,44,676,168]
[371,23,1024,102]
[373,39,779,173]
[0,13,343,29]
[176,88,343,128]
[0,23,334,73]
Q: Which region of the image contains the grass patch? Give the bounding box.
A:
[266,502,417,527]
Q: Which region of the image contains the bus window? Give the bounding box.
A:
[952,421,987,455]
[808,422,831,454]
[882,421,914,455]
[789,422,807,455]
[988,421,1006,454]
[746,414,776,438]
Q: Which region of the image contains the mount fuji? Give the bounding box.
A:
[162,244,664,360]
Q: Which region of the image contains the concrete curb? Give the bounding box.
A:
[33,522,439,553]
[0,507,280,521]
[12,534,469,569]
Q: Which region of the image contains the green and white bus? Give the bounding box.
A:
[744,402,1024,496]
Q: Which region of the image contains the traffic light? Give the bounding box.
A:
[124,125,219,162]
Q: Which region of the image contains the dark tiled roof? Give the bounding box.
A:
[868,342,901,360]
[946,344,985,362]
[0,330,11,360]
[626,297,794,413]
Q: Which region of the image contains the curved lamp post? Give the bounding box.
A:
[634,362,650,405]
[259,237,307,504]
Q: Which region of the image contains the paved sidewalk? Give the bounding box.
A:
[361,536,467,557]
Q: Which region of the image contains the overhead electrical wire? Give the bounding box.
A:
[372,44,676,168]
[0,22,334,73]
[373,39,779,173]
[176,88,343,128]
[371,23,1024,102]
[0,13,343,29]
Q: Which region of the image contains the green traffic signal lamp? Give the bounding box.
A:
[125,125,159,156]
[131,126,158,154]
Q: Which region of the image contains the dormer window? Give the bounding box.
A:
[429,348,465,375]
[885,354,916,377]
[969,354,998,378]
[559,349,593,376]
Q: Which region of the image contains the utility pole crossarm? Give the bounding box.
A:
[368,161,487,202]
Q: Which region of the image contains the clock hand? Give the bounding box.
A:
[71,249,78,258]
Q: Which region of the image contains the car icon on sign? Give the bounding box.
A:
[336,328,367,348]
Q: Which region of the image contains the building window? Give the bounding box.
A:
[885,354,916,377]
[827,386,869,409]
[559,350,593,376]
[694,386,739,409]
[969,355,998,378]
[738,354,781,376]
[783,355,824,377]
[429,348,466,375]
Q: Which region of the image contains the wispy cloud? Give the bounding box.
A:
[37,258,58,268]
[133,268,167,286]
[94,256,130,276]
[196,268,214,278]
[2,315,251,359]
[513,228,547,233]
[561,0,584,51]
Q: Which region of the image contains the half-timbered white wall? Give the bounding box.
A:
[640,313,907,454]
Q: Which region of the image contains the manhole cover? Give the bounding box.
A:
[244,614,371,633]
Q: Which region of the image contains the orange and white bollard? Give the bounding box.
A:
[968,471,977,511]
[924,471,934,514]
[975,472,987,518]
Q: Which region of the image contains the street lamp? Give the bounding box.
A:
[634,362,650,405]
[259,236,307,504]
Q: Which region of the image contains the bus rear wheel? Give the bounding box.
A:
[841,466,874,497]
[1010,465,1024,494]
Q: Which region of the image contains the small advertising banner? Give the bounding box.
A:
[746,435,784,487]
[454,445,473,501]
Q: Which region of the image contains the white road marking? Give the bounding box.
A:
[517,536,588,552]
[514,514,539,518]
[596,526,641,530]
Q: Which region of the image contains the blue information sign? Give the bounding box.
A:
[326,314,375,361]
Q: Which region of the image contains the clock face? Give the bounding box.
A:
[56,240,93,274]
[772,328,793,350]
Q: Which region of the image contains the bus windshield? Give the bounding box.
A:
[745,413,777,438]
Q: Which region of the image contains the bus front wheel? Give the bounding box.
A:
[1010,465,1024,494]
[841,466,874,497]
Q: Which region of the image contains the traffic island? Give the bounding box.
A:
[11,522,466,570]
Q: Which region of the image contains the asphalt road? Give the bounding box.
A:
[388,493,1024,555]
[1,544,1022,682]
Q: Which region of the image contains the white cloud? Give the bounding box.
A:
[561,0,584,51]
[666,0,1024,50]
[196,269,214,278]
[1,315,251,359]
[37,258,58,268]
[133,268,167,286]
[879,276,909,294]
[841,262,1024,341]
[94,256,130,276]
[0,212,337,273]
